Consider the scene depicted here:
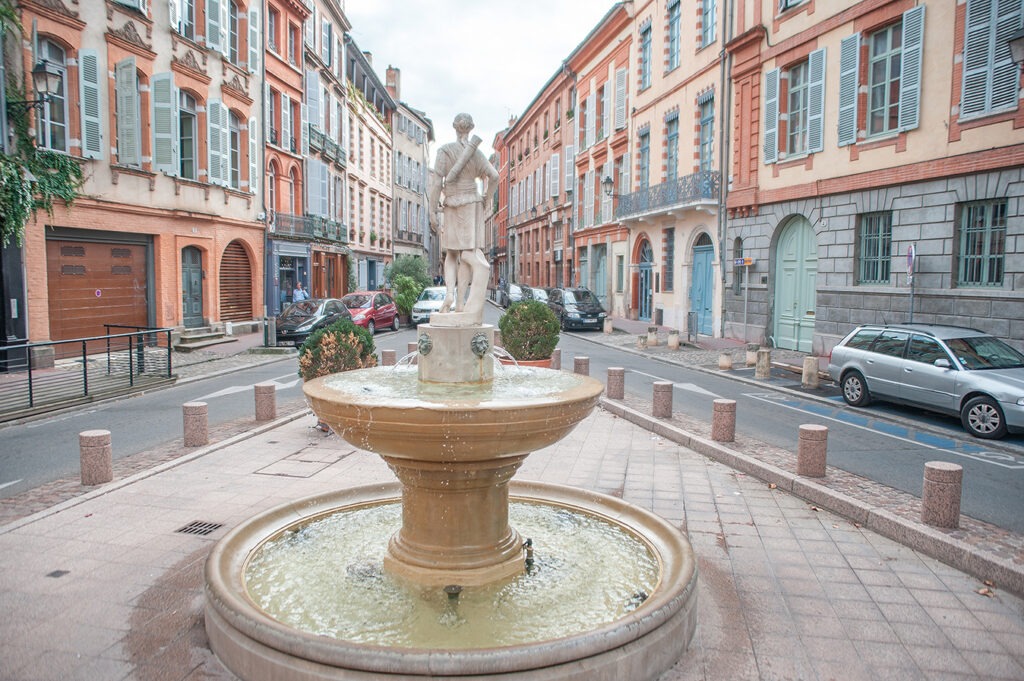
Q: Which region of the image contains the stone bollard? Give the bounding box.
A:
[746,343,759,366]
[712,399,736,442]
[183,401,209,447]
[796,424,828,477]
[607,367,625,400]
[755,348,772,379]
[407,341,418,356]
[254,382,277,422]
[79,429,113,485]
[647,326,659,347]
[652,381,674,419]
[802,356,820,388]
[637,335,648,349]
[381,349,397,366]
[574,356,590,376]
[551,348,561,370]
[718,352,733,370]
[922,462,963,529]
[603,317,614,334]
[667,330,680,350]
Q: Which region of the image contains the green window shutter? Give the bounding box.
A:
[248,7,259,74]
[115,57,140,166]
[78,48,104,160]
[837,34,859,147]
[807,48,826,153]
[763,68,779,164]
[151,72,178,174]
[898,5,925,131]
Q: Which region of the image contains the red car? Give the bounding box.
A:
[341,291,399,334]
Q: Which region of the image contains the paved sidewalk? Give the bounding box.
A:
[1,408,1022,680]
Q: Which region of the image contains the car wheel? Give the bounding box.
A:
[367,320,375,335]
[560,315,569,331]
[961,396,1007,439]
[391,315,400,332]
[841,371,871,407]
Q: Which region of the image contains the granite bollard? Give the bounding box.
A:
[755,348,772,379]
[796,424,828,477]
[922,461,963,529]
[647,326,659,347]
[718,352,733,370]
[79,429,113,485]
[381,349,397,367]
[551,348,561,370]
[182,401,209,447]
[802,356,820,388]
[574,356,590,376]
[254,382,276,422]
[653,381,673,419]
[667,329,680,350]
[712,399,736,442]
[607,367,625,400]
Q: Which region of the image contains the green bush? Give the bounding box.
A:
[386,254,432,290]
[498,300,560,361]
[298,319,377,381]
[393,274,423,317]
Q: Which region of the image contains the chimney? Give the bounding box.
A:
[362,51,373,66]
[386,66,401,100]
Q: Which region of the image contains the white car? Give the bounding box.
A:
[411,287,447,325]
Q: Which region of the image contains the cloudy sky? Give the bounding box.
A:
[343,0,618,156]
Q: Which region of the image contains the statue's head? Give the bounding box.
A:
[453,113,474,135]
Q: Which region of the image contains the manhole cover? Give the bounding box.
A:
[175,520,223,536]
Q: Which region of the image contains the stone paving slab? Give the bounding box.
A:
[1,408,1023,680]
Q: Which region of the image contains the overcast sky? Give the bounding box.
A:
[343,0,617,157]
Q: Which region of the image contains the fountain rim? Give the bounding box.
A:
[205,480,697,677]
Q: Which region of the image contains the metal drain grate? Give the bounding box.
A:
[175,520,223,536]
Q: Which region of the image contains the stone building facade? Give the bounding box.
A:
[387,67,434,270]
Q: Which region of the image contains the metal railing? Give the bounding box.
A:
[273,213,316,237]
[0,327,174,421]
[615,171,720,221]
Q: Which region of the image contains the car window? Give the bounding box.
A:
[869,330,909,358]
[906,335,950,365]
[563,291,578,305]
[342,294,372,308]
[550,290,562,304]
[845,329,880,350]
[946,336,1024,370]
[281,301,318,317]
[379,293,393,306]
[420,288,445,301]
[573,289,600,306]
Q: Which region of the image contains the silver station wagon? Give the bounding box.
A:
[828,324,1024,440]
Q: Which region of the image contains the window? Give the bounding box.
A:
[857,212,891,284]
[906,336,950,365]
[664,228,675,291]
[870,330,909,358]
[665,116,678,182]
[267,8,279,52]
[555,99,561,129]
[288,24,299,65]
[638,130,650,189]
[699,97,714,173]
[229,112,241,189]
[228,2,240,64]
[640,24,652,90]
[787,61,810,156]
[36,40,67,152]
[289,168,298,213]
[115,57,141,167]
[732,237,743,295]
[867,23,901,136]
[268,89,277,143]
[179,91,197,179]
[668,1,680,70]
[763,49,824,163]
[701,0,716,46]
[267,164,277,211]
[957,200,1006,287]
[961,0,1021,118]
[596,85,606,141]
[173,0,195,39]
[616,255,625,292]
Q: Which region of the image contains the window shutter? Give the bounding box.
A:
[248,116,257,194]
[894,6,925,132]
[601,87,611,138]
[990,1,1023,111]
[837,34,859,147]
[584,169,594,227]
[762,68,779,164]
[282,94,292,149]
[526,174,533,209]
[247,7,259,74]
[807,48,826,153]
[115,57,140,166]
[601,161,612,223]
[321,20,331,65]
[151,72,178,174]
[168,0,180,33]
[304,14,314,48]
[305,69,320,130]
[585,93,595,149]
[550,152,559,196]
[564,144,574,191]
[78,49,103,159]
[320,162,329,216]
[307,159,320,216]
[206,0,222,51]
[330,94,338,142]
[300,103,309,155]
[264,83,272,142]
[219,0,230,57]
[208,99,224,185]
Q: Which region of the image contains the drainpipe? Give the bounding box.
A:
[716,0,735,339]
[260,20,272,347]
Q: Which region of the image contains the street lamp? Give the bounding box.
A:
[5,59,63,112]
[601,175,615,197]
[1009,26,1024,70]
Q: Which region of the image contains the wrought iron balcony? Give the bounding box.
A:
[615,171,720,221]
[273,212,316,238]
[309,125,325,153]
[395,229,423,245]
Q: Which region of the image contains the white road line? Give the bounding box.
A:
[0,479,23,491]
[194,377,302,401]
[630,370,722,398]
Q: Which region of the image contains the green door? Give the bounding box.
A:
[181,246,204,328]
[773,218,816,352]
[690,235,714,335]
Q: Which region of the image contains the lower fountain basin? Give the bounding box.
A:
[205,481,698,680]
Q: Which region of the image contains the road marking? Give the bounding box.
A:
[745,392,1024,470]
[0,479,23,491]
[194,377,302,402]
[630,370,722,398]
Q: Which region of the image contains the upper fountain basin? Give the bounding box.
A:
[303,365,604,461]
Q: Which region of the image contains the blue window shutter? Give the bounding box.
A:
[763,68,779,164]
[115,57,140,166]
[898,5,925,131]
[837,34,859,147]
[807,48,826,153]
[247,7,259,74]
[78,48,104,160]
[151,72,178,174]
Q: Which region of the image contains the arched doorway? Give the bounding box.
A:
[773,217,817,351]
[690,233,714,335]
[181,246,204,328]
[219,240,253,322]
[636,239,654,322]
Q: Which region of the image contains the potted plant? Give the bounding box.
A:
[392,274,422,327]
[298,319,377,431]
[498,300,560,367]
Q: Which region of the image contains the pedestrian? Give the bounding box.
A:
[293,281,309,302]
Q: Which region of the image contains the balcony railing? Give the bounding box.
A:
[309,126,325,153]
[273,212,316,238]
[615,171,720,221]
[395,229,423,245]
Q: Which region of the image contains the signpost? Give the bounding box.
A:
[907,244,916,323]
[734,257,755,342]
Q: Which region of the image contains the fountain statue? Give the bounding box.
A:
[204,115,698,681]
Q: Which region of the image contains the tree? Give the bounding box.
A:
[386,254,431,290]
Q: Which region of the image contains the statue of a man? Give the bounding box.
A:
[428,113,498,324]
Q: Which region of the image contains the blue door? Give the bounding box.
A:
[773,217,817,352]
[181,247,204,328]
[690,237,714,335]
[638,240,653,322]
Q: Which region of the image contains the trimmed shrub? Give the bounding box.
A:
[498,300,560,361]
[298,319,377,381]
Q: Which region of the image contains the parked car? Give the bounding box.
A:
[411,286,447,325]
[341,291,400,334]
[500,283,524,308]
[524,286,550,304]
[275,298,352,346]
[828,323,1024,439]
[546,287,607,331]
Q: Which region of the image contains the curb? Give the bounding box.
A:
[599,396,1024,598]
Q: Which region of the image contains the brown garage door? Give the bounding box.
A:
[219,240,253,322]
[46,240,149,342]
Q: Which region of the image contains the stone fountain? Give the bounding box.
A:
[204,114,697,680]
